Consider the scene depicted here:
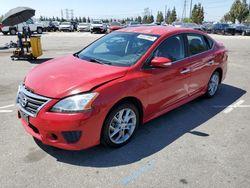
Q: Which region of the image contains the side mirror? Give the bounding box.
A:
[151,57,172,68]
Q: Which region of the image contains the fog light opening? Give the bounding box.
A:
[50,134,58,141]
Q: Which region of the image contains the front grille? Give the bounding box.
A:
[16,85,51,117]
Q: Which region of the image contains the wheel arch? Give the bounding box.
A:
[108,96,143,125]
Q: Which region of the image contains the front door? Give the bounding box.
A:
[143,34,192,116]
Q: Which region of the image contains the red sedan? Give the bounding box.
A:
[107,22,123,33]
[16,26,228,150]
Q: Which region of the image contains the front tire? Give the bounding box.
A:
[206,71,220,98]
[37,27,43,34]
[101,102,139,148]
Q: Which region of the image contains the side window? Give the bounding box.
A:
[26,19,34,24]
[154,35,185,62]
[204,36,214,49]
[187,34,209,56]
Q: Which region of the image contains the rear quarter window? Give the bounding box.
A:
[204,36,214,49]
[187,34,210,56]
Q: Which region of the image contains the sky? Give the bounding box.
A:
[0,0,235,21]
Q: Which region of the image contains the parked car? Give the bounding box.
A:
[242,26,250,36]
[231,24,249,35]
[47,21,60,32]
[211,23,235,35]
[1,18,43,35]
[16,26,228,150]
[127,21,141,27]
[172,22,183,28]
[77,23,90,32]
[107,22,123,33]
[59,22,74,32]
[90,20,107,33]
[71,21,78,31]
[0,23,3,31]
[179,23,204,31]
[202,23,213,33]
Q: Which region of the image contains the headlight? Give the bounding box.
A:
[51,92,99,113]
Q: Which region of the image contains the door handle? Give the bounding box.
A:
[207,60,214,66]
[180,68,191,74]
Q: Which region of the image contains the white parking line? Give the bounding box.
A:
[213,100,250,114]
[0,110,13,113]
[0,104,14,109]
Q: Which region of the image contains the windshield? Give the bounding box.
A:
[111,22,121,26]
[77,32,159,67]
[61,22,70,25]
[93,21,102,24]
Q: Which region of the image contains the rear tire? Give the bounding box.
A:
[206,71,220,98]
[10,28,16,35]
[101,102,139,148]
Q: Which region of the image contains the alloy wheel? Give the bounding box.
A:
[108,108,137,144]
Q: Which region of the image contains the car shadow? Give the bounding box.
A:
[35,84,246,167]
[27,58,53,64]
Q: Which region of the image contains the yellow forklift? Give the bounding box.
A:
[11,27,43,60]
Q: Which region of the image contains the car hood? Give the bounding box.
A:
[110,26,122,29]
[91,24,103,27]
[24,55,128,98]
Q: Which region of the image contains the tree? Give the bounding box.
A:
[148,15,154,23]
[222,12,235,22]
[156,11,164,23]
[138,16,142,23]
[169,7,177,24]
[82,17,87,22]
[0,15,3,22]
[78,17,82,23]
[191,3,204,24]
[142,15,148,23]
[87,17,90,23]
[166,9,171,24]
[230,0,249,23]
[39,16,44,21]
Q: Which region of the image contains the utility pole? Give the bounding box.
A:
[70,9,74,20]
[61,9,64,19]
[182,0,187,21]
[190,0,193,18]
[65,9,69,21]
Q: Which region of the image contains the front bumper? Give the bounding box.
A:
[17,99,105,150]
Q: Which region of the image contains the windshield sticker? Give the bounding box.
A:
[137,34,157,42]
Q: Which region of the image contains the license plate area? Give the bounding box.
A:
[19,110,29,124]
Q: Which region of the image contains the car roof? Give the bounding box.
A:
[118,26,195,36]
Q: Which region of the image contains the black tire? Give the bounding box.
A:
[101,102,139,148]
[37,27,43,34]
[10,28,16,35]
[206,71,220,98]
[2,32,8,35]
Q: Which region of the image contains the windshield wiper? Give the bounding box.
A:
[73,53,79,58]
[89,58,112,65]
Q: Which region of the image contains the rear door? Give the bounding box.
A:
[184,33,215,95]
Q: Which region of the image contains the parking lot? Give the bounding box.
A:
[0,32,250,188]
